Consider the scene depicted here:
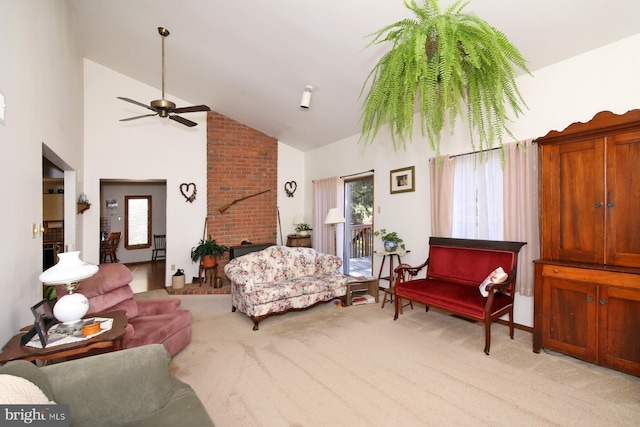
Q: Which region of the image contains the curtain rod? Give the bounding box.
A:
[340,169,374,179]
[449,140,536,159]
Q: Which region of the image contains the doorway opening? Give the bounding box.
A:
[343,175,374,277]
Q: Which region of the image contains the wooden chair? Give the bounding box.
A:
[382,263,413,314]
[100,232,121,263]
[151,234,166,261]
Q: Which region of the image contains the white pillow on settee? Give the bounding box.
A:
[0,374,54,404]
[478,267,508,297]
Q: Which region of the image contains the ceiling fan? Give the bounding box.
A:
[117,27,210,127]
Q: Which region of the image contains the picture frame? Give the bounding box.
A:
[20,299,56,346]
[390,166,415,194]
[34,314,48,347]
[31,299,54,322]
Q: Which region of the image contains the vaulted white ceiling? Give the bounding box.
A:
[69,0,640,151]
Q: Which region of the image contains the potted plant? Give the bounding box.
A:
[190,236,229,267]
[360,0,530,158]
[374,229,405,252]
[295,223,313,236]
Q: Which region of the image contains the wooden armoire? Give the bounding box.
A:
[533,110,640,376]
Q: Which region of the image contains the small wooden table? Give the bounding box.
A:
[287,234,311,248]
[0,310,127,364]
[346,277,379,306]
[375,250,412,312]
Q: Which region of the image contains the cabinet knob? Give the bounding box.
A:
[594,202,602,208]
[586,297,593,303]
[607,201,615,207]
[599,299,607,305]
[553,269,559,274]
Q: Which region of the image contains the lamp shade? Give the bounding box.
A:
[39,251,98,328]
[39,251,98,285]
[292,213,305,225]
[324,208,346,225]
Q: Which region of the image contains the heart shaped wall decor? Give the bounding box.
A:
[284,181,297,198]
[180,183,197,203]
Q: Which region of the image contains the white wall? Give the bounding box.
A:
[82,60,208,285]
[304,33,640,328]
[277,142,306,243]
[0,0,84,344]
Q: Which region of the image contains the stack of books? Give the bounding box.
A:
[351,294,376,306]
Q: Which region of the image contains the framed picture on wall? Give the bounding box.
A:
[390,166,415,194]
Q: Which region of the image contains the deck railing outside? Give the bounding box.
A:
[350,224,373,258]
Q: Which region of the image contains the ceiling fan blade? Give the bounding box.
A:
[169,115,197,127]
[117,97,157,112]
[172,105,211,114]
[120,113,158,122]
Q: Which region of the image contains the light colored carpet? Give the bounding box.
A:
[170,295,640,427]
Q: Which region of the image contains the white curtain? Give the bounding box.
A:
[503,140,539,297]
[451,150,504,239]
[313,177,341,254]
[429,140,540,296]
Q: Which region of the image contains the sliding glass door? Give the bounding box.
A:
[343,176,374,277]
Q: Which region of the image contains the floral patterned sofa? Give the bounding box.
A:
[224,246,348,330]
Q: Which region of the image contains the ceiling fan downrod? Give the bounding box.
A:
[152,27,175,116]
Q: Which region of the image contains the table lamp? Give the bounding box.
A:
[324,208,346,256]
[39,251,98,334]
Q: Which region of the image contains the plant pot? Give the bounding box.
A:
[384,241,398,252]
[201,255,217,268]
[297,230,309,236]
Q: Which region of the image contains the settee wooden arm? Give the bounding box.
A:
[484,269,518,295]
[394,259,429,287]
[395,259,428,277]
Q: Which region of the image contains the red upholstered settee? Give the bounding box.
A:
[56,263,192,357]
[394,237,526,355]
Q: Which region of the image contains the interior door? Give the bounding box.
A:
[343,176,374,277]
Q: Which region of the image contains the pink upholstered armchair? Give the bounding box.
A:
[56,263,192,357]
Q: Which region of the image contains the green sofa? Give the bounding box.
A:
[0,344,214,426]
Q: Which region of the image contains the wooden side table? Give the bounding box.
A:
[346,277,379,306]
[376,250,412,312]
[287,234,311,248]
[0,310,127,365]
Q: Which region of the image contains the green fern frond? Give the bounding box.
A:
[360,0,530,156]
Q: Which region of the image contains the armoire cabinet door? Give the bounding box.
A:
[542,274,598,363]
[542,139,605,263]
[606,131,640,267]
[598,285,640,376]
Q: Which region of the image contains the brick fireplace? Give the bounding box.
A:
[206,112,278,277]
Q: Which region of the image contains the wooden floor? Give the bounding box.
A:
[125,261,166,294]
[123,260,231,295]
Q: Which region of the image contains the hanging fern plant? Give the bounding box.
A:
[360,0,530,156]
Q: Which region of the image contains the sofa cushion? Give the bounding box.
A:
[127,311,192,351]
[246,275,347,305]
[87,284,140,318]
[77,263,134,297]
